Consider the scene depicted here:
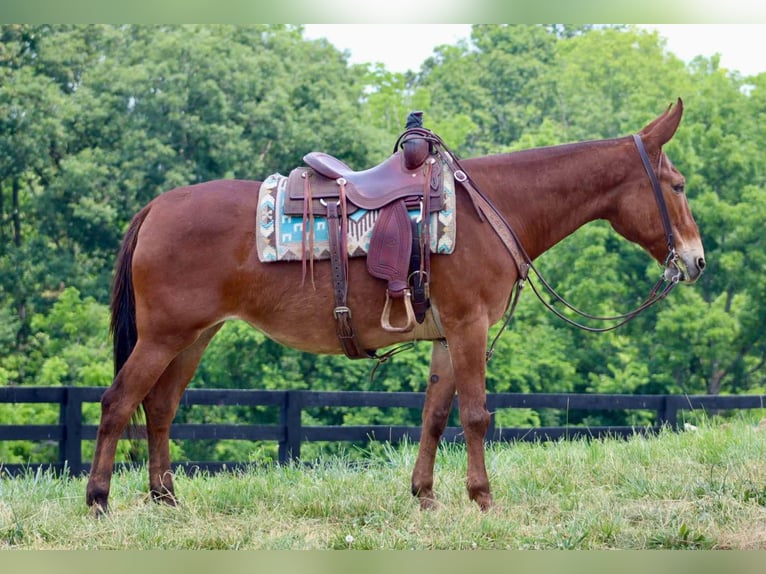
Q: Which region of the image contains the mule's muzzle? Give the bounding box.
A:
[666,249,706,284]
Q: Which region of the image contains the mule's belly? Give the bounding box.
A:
[238,259,445,355]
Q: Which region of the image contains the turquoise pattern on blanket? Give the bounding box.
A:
[256,166,456,263]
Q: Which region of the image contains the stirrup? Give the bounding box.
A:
[381,289,417,333]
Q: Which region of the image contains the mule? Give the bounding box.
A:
[85,99,705,514]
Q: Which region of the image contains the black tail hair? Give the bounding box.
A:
[111,204,151,377]
[110,203,152,459]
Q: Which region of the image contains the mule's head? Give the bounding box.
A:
[610,98,706,283]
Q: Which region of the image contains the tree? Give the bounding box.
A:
[553,26,691,139]
[0,26,73,344]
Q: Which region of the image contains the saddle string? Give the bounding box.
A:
[301,173,317,289]
[368,341,417,383]
[339,178,349,287]
[420,159,432,279]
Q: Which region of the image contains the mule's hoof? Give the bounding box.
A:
[86,488,109,517]
[150,488,178,506]
[412,483,439,510]
[88,500,109,518]
[473,493,493,512]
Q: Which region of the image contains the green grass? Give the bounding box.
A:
[2,420,766,549]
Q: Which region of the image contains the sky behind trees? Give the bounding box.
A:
[304,24,766,77]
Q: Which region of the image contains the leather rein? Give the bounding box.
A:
[410,129,682,359]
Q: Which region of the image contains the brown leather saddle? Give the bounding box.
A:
[284,133,444,359]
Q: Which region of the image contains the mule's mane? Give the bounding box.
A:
[470,135,631,170]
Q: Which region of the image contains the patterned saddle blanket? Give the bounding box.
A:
[255,166,456,263]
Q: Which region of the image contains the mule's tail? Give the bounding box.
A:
[111,203,152,378]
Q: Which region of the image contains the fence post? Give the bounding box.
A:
[658,395,679,430]
[279,390,302,464]
[59,387,83,476]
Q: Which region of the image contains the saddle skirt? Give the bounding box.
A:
[256,164,456,263]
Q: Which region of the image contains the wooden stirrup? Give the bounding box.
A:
[381,289,417,333]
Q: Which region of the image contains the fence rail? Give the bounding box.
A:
[1,386,765,477]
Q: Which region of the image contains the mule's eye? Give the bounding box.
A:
[672,183,685,194]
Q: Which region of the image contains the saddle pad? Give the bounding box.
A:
[256,165,456,263]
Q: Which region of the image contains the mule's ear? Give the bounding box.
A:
[640,98,683,146]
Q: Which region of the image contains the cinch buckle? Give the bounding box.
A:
[334,306,352,319]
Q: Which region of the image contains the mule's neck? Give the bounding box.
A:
[463,137,635,261]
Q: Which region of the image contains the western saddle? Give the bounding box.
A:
[284,112,444,359]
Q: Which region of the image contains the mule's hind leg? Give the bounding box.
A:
[86,337,194,514]
[143,325,223,505]
[411,341,456,509]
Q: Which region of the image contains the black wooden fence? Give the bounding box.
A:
[1,386,765,477]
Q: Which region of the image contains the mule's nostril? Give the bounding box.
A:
[697,257,706,271]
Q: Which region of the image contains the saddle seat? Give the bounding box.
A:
[303,150,438,210]
[284,150,443,216]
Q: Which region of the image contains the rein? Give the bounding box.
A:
[519,134,681,334]
[403,129,682,358]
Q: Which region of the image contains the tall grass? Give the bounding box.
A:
[2,419,766,549]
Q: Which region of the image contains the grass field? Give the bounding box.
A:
[2,419,766,550]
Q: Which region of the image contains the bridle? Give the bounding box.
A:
[407,129,684,359]
[633,133,679,273]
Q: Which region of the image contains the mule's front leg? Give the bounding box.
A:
[411,340,456,509]
[449,323,493,511]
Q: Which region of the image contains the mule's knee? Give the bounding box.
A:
[460,405,490,437]
[423,405,451,439]
[98,384,135,428]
